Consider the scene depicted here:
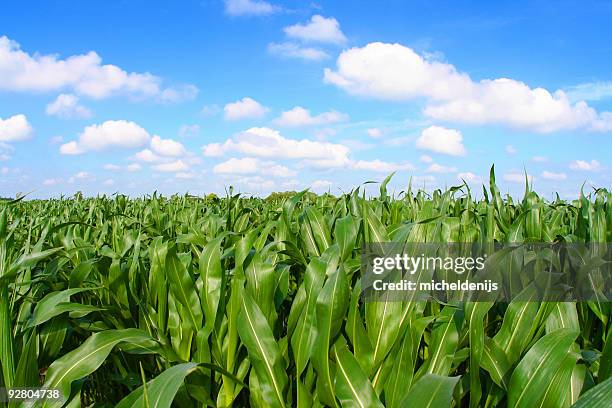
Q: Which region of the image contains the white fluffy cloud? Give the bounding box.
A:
[274,106,348,127]
[133,148,161,162]
[541,170,567,181]
[268,42,329,61]
[214,157,295,177]
[569,159,602,171]
[324,42,471,101]
[0,114,33,142]
[325,42,612,133]
[150,135,186,157]
[284,15,347,45]
[46,94,92,119]
[224,0,279,16]
[0,36,197,101]
[505,145,517,155]
[415,126,466,156]
[203,127,351,168]
[60,120,150,154]
[224,97,269,121]
[351,159,414,172]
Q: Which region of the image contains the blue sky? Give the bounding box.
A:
[0,0,610,198]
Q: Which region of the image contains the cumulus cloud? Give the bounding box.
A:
[274,106,348,127]
[0,36,197,101]
[203,127,351,168]
[351,159,414,172]
[150,135,186,157]
[268,42,329,61]
[60,120,150,154]
[324,43,471,100]
[224,0,279,16]
[541,170,567,181]
[203,128,423,174]
[214,157,295,177]
[224,97,269,121]
[127,163,142,172]
[415,126,466,156]
[505,145,517,155]
[284,15,347,45]
[46,94,92,119]
[0,114,33,142]
[570,159,602,171]
[133,148,161,162]
[324,42,612,133]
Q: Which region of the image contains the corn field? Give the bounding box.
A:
[0,168,610,407]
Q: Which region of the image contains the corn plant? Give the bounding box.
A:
[0,167,610,407]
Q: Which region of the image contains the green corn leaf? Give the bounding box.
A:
[37,328,156,408]
[508,328,579,408]
[237,289,288,408]
[166,246,202,331]
[332,341,384,408]
[571,376,612,408]
[399,374,460,408]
